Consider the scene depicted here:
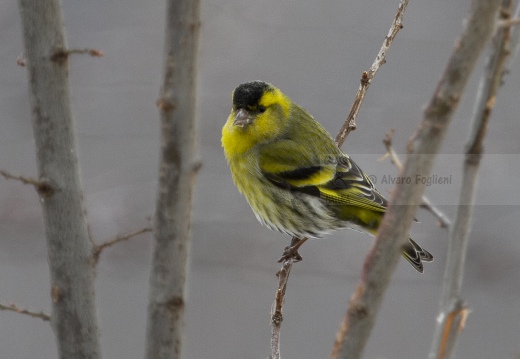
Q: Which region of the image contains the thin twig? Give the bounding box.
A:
[0,169,54,196]
[331,1,502,358]
[420,196,451,229]
[428,1,512,358]
[93,226,152,264]
[0,169,40,186]
[68,48,104,57]
[497,17,520,28]
[382,130,451,228]
[269,236,302,359]
[335,0,410,147]
[269,259,295,359]
[0,303,50,322]
[50,47,104,62]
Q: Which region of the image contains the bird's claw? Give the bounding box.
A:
[277,239,306,263]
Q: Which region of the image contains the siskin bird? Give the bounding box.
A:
[221,81,433,272]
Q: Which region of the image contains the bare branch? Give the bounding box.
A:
[144,1,201,358]
[92,226,152,264]
[331,1,502,358]
[268,236,306,359]
[269,258,296,359]
[382,130,451,228]
[335,0,409,147]
[0,303,50,322]
[18,0,101,357]
[429,1,512,358]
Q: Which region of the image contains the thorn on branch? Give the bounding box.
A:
[0,303,50,322]
[92,226,153,265]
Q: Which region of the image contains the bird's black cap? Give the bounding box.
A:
[232,81,272,108]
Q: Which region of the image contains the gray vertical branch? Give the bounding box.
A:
[145,0,201,358]
[18,1,101,358]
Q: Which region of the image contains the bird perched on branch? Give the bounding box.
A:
[221,81,432,272]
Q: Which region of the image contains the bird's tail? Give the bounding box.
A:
[401,238,433,273]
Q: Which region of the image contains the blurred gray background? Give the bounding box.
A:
[2,0,520,358]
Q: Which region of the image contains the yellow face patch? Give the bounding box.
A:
[222,85,292,159]
[259,88,291,118]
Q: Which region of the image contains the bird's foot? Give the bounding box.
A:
[277,237,307,263]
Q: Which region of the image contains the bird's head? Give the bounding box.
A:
[222,81,291,156]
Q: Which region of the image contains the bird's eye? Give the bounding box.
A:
[258,105,266,113]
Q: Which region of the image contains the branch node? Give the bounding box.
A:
[36,179,56,198]
[50,47,68,63]
[51,286,62,304]
[360,71,370,84]
[192,159,203,174]
[16,52,26,67]
[156,98,177,112]
[166,296,185,310]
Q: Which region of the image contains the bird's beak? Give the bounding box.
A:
[233,108,252,127]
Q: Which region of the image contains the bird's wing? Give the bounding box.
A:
[318,156,387,212]
[258,135,338,188]
[260,141,387,213]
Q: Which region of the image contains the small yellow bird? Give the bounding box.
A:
[221,81,432,272]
